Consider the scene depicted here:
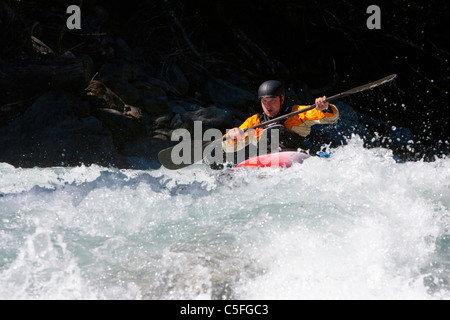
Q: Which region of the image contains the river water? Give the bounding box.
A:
[1,137,449,299]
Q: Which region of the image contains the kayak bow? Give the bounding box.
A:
[233,151,311,169]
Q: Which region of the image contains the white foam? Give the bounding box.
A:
[1,138,449,299]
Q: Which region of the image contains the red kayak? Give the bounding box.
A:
[233,151,311,169]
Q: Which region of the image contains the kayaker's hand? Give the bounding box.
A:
[315,96,329,111]
[246,129,257,137]
[227,127,244,140]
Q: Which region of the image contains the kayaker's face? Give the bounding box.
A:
[261,96,284,118]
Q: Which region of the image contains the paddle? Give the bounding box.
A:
[158,74,397,169]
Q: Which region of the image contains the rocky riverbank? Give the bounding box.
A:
[1,1,448,169]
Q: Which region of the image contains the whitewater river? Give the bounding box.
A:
[1,138,449,300]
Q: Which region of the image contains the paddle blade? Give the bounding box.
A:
[157,141,213,170]
[343,74,396,96]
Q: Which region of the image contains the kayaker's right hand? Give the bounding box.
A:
[226,127,244,140]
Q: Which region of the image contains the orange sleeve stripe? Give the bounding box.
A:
[284,104,338,130]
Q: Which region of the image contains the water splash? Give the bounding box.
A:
[1,138,449,299]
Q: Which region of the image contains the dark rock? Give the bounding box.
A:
[85,78,143,124]
[95,108,146,150]
[1,56,93,114]
[121,137,178,169]
[113,81,141,105]
[201,77,256,108]
[181,101,203,112]
[153,114,173,128]
[31,35,54,56]
[0,1,29,59]
[0,100,27,125]
[181,106,235,132]
[139,99,172,116]
[171,103,187,115]
[85,79,128,113]
[99,58,137,83]
[123,104,142,119]
[133,82,172,116]
[152,129,171,140]
[164,64,189,95]
[170,113,183,129]
[0,91,124,167]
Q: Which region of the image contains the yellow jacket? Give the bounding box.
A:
[223,104,339,152]
[238,103,339,137]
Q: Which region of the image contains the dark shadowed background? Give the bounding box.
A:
[1,0,449,167]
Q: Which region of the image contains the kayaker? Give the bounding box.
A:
[225,80,340,153]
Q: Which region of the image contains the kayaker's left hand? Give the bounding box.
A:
[315,96,329,111]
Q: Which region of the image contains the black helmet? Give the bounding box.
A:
[258,80,285,99]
